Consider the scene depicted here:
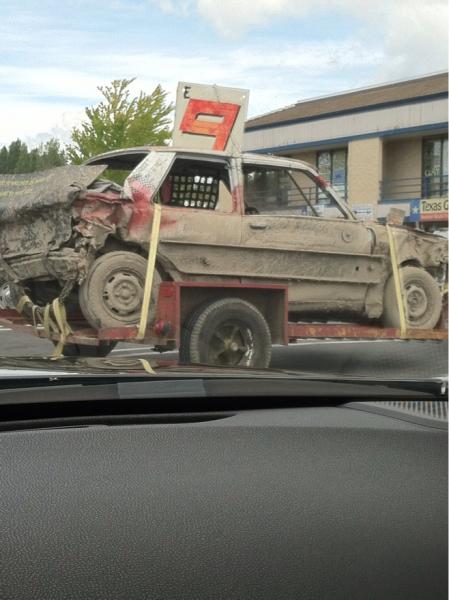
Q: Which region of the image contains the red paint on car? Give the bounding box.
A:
[315,175,329,188]
[127,179,154,237]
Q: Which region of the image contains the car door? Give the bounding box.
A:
[152,153,242,278]
[240,158,384,314]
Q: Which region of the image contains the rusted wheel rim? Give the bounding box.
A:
[209,322,255,366]
[405,283,428,320]
[103,271,143,316]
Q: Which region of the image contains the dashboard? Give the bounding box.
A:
[0,400,447,599]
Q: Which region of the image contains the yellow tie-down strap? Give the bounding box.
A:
[137,202,162,341]
[134,201,163,374]
[386,225,408,338]
[16,294,73,359]
[14,203,162,368]
[49,298,73,359]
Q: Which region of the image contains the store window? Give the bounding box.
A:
[422,137,448,198]
[317,149,347,200]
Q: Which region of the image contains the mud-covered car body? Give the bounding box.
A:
[0,147,447,325]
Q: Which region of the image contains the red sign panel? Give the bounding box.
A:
[179,99,241,151]
[173,82,249,152]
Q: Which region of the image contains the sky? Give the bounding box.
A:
[0,0,447,148]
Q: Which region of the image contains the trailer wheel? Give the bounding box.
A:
[52,341,117,357]
[180,298,272,368]
[79,251,160,329]
[382,266,442,329]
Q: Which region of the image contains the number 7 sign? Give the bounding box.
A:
[172,82,249,153]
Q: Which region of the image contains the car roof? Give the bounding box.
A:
[83,146,316,172]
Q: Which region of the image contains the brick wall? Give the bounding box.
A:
[383,138,422,197]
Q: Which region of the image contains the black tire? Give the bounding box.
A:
[180,298,272,368]
[79,251,161,329]
[52,340,117,357]
[437,291,448,330]
[382,266,443,329]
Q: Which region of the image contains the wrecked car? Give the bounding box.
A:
[0,147,447,354]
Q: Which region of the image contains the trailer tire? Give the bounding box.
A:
[180,298,272,368]
[53,341,117,357]
[382,266,442,330]
[79,251,161,329]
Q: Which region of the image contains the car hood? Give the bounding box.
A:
[0,165,106,224]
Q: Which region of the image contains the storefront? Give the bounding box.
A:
[244,72,448,230]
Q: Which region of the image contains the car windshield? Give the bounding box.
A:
[0,2,447,389]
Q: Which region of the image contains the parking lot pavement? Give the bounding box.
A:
[0,325,446,380]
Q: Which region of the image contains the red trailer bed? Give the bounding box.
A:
[0,281,446,356]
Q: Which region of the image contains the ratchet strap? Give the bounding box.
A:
[49,298,73,358]
[138,358,155,375]
[386,225,407,338]
[133,202,163,375]
[15,294,33,315]
[137,202,162,341]
[13,200,162,367]
[16,294,73,359]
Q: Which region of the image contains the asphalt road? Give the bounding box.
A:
[0,324,446,379]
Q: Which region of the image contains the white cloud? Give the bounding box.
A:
[0,38,378,147]
[381,1,449,80]
[0,66,102,99]
[0,97,84,148]
[229,41,383,72]
[196,0,303,37]
[194,0,447,38]
[0,0,446,147]
[151,0,192,15]
[176,0,449,78]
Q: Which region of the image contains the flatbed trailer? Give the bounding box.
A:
[1,86,447,368]
[0,280,446,366]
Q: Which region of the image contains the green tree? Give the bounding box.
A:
[28,148,40,172]
[14,141,31,173]
[6,139,22,173]
[37,138,67,170]
[0,137,66,174]
[0,146,8,173]
[67,78,173,164]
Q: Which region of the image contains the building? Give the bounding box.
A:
[244,72,448,231]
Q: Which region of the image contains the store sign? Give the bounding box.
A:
[172,82,249,153]
[352,204,374,221]
[409,198,448,222]
[420,197,448,221]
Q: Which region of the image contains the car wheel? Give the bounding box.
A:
[436,289,448,330]
[382,266,443,329]
[180,298,272,368]
[79,251,161,329]
[52,340,117,357]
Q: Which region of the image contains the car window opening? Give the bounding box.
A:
[156,158,232,212]
[243,165,346,219]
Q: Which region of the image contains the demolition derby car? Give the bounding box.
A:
[0,147,447,351]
